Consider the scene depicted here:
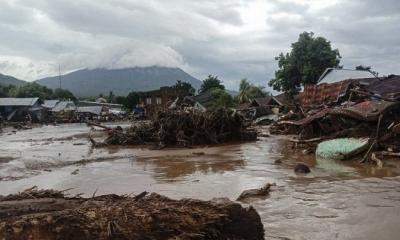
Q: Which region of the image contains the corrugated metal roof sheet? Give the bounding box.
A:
[185,92,214,107]
[42,100,60,109]
[78,101,122,109]
[367,75,400,97]
[52,101,76,112]
[318,68,376,84]
[0,98,39,106]
[76,106,103,115]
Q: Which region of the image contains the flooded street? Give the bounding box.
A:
[1,124,400,239]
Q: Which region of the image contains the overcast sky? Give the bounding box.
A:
[1,0,399,91]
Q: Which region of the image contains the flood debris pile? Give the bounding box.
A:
[270,75,400,166]
[0,188,264,240]
[92,108,257,147]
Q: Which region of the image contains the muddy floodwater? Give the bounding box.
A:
[1,123,400,239]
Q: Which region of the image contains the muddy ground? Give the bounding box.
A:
[1,123,400,239]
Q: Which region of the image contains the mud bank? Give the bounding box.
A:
[0,188,264,240]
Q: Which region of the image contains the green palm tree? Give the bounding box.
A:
[239,79,251,104]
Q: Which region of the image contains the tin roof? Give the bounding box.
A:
[0,98,39,106]
[185,92,214,107]
[52,101,76,112]
[318,68,376,84]
[42,100,60,109]
[76,106,103,115]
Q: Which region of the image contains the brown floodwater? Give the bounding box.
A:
[1,123,400,239]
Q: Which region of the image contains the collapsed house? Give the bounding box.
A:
[178,92,215,112]
[271,70,400,165]
[301,68,378,107]
[0,98,43,122]
[236,96,283,119]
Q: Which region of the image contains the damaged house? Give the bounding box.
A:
[271,69,400,164]
[0,98,42,122]
[138,86,192,116]
[301,68,377,107]
[236,96,283,119]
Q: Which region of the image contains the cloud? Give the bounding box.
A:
[57,41,186,71]
[0,0,399,92]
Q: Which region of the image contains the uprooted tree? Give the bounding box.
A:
[91,108,257,147]
[268,32,341,95]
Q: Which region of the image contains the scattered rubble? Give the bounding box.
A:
[270,75,400,166]
[90,108,257,148]
[0,187,265,240]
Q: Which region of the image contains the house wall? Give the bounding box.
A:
[138,87,191,116]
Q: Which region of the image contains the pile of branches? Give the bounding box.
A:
[0,188,264,240]
[99,108,257,147]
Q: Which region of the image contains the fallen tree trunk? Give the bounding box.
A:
[0,188,264,240]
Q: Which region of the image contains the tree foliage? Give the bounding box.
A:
[199,75,225,93]
[0,83,77,101]
[11,83,54,99]
[53,88,76,101]
[173,80,195,95]
[108,91,115,103]
[0,84,15,97]
[269,32,341,94]
[209,88,234,108]
[238,79,267,104]
[117,91,140,110]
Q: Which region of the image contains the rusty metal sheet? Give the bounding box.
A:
[330,100,400,122]
[301,80,351,106]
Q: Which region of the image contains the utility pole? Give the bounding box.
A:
[58,64,62,89]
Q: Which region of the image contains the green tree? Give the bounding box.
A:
[0,84,16,97]
[173,80,195,95]
[199,75,225,93]
[52,88,76,101]
[122,91,140,110]
[238,79,267,103]
[209,88,234,108]
[269,32,341,94]
[108,91,115,103]
[11,82,53,99]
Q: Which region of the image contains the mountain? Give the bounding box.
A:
[37,66,202,97]
[0,73,26,86]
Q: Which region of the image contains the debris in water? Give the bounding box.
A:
[316,138,370,160]
[0,187,265,240]
[294,163,311,174]
[89,108,257,148]
[237,183,275,202]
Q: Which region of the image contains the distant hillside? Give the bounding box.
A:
[0,73,26,86]
[37,66,202,97]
